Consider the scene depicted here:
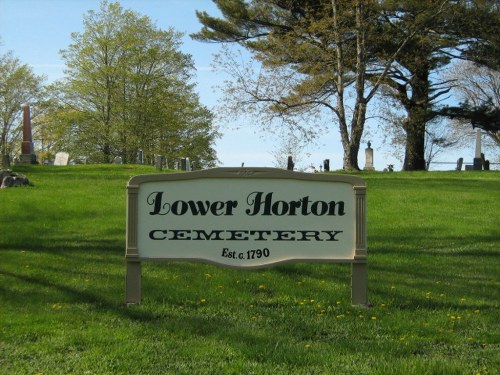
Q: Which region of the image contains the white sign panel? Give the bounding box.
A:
[127,168,365,268]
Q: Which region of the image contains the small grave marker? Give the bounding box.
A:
[363,142,375,171]
[53,152,69,166]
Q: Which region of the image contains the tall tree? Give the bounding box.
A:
[0,51,45,156]
[376,0,499,170]
[59,1,218,166]
[194,0,419,170]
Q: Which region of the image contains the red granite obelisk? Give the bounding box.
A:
[20,105,37,164]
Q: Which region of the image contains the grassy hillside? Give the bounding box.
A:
[1,165,499,374]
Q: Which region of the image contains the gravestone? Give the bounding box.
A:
[323,159,330,172]
[20,105,37,164]
[363,142,375,171]
[456,157,463,171]
[113,156,123,164]
[136,150,144,164]
[180,157,191,171]
[473,129,482,170]
[54,152,69,166]
[155,155,163,171]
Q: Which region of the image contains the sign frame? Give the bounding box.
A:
[125,167,367,305]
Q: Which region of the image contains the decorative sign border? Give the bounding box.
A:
[125,168,367,305]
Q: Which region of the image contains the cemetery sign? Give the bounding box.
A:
[126,168,367,305]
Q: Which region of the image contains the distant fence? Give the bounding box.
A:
[429,161,499,171]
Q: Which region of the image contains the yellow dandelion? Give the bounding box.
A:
[258,284,266,289]
[304,344,311,348]
[371,316,377,320]
[200,298,206,303]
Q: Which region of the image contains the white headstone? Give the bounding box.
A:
[54,152,69,166]
[113,156,123,164]
[363,142,375,171]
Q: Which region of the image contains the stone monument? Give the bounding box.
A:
[473,129,483,170]
[323,159,330,172]
[155,155,164,171]
[363,141,375,171]
[20,105,37,164]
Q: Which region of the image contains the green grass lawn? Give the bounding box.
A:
[1,165,499,374]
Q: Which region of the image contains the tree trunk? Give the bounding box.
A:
[402,65,429,171]
[403,116,426,171]
[343,142,361,171]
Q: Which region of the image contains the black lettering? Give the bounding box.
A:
[328,201,345,216]
[322,230,343,241]
[192,230,225,240]
[300,196,312,215]
[187,201,210,215]
[149,229,167,240]
[311,201,328,216]
[245,192,273,216]
[224,200,238,215]
[245,192,264,216]
[169,229,191,240]
[148,192,169,215]
[227,230,250,240]
[210,201,225,216]
[297,230,322,241]
[272,200,289,216]
[171,201,188,215]
[249,230,272,240]
[273,230,296,241]
[288,199,301,215]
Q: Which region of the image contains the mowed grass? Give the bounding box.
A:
[0,165,499,375]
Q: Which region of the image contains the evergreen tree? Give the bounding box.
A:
[194,0,409,171]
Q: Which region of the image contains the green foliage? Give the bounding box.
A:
[1,165,499,374]
[194,0,391,171]
[56,1,218,167]
[375,0,499,170]
[195,0,499,171]
[0,51,45,155]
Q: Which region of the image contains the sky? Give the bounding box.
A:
[0,0,477,170]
